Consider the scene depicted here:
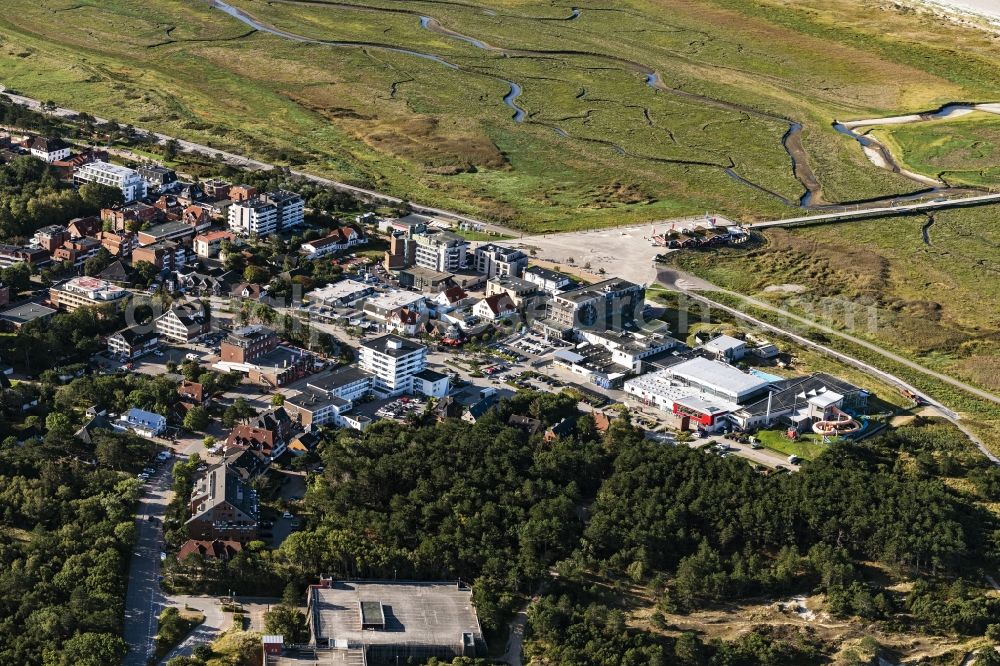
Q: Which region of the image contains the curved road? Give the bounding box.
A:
[658,268,999,461]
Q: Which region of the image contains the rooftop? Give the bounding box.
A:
[0,302,55,325]
[669,357,770,398]
[702,334,746,354]
[362,334,425,357]
[311,580,483,648]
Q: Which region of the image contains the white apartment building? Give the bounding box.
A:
[262,190,305,230]
[73,161,147,202]
[413,230,468,273]
[523,265,575,294]
[155,305,209,342]
[228,198,278,237]
[358,334,430,398]
[474,243,528,279]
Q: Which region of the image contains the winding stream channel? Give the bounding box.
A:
[207,0,997,210]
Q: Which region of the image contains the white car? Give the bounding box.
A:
[185,353,200,362]
[153,351,164,357]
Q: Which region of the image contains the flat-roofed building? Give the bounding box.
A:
[548,278,645,332]
[137,220,196,246]
[74,160,146,202]
[474,243,528,279]
[229,198,278,237]
[523,265,575,294]
[307,280,374,308]
[413,230,468,273]
[361,290,428,325]
[50,276,130,312]
[0,302,55,330]
[359,334,428,398]
[132,239,186,270]
[305,579,484,664]
[667,356,770,404]
[485,275,538,306]
[0,244,50,268]
[221,325,278,364]
[262,190,305,231]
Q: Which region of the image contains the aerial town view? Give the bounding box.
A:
[0,0,999,665]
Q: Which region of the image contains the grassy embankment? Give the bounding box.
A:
[0,0,997,229]
[870,112,1000,188]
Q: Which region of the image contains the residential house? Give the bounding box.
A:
[473,293,517,321]
[193,230,235,258]
[177,539,242,562]
[119,407,167,438]
[107,327,159,359]
[434,286,471,313]
[155,303,211,342]
[23,136,71,163]
[178,380,207,405]
[186,464,259,541]
[299,226,365,258]
[67,216,102,239]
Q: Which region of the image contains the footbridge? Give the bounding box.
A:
[750,192,1000,228]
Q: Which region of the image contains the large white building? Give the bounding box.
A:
[359,334,437,398]
[414,230,468,273]
[474,243,528,279]
[74,161,147,202]
[262,190,304,231]
[228,198,278,237]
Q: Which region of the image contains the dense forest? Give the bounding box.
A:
[0,428,154,664]
[264,401,1000,664]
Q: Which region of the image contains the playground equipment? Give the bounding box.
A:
[812,406,862,436]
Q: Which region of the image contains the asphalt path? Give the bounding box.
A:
[122,463,173,666]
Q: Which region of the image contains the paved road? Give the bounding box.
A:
[123,464,173,666]
[0,86,517,237]
[658,268,999,462]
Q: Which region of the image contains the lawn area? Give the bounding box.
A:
[0,0,998,229]
[755,429,831,460]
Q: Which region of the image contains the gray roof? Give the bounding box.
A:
[362,334,425,357]
[0,302,55,325]
[312,581,484,648]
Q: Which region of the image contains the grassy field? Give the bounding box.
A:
[670,206,1000,394]
[1,0,999,229]
[755,429,830,460]
[870,112,1000,187]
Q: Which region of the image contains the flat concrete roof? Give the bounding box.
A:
[312,581,483,648]
[0,301,55,325]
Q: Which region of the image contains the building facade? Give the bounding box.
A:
[74,161,147,202]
